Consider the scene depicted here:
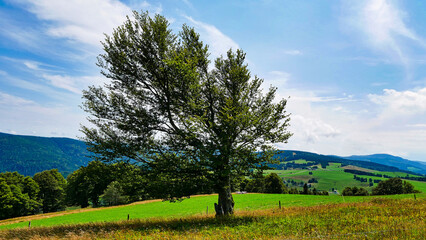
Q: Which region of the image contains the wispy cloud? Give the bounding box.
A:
[0,91,87,137]
[16,0,132,48]
[342,0,426,71]
[185,16,239,58]
[42,74,106,94]
[283,50,303,56]
[0,92,34,106]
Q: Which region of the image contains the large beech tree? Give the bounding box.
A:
[81,11,291,216]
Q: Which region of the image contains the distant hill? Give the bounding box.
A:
[341,154,426,175]
[273,150,420,174]
[1,132,425,177]
[0,132,91,176]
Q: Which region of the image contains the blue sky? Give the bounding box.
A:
[1,0,426,161]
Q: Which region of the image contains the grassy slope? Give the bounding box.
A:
[266,162,426,193]
[0,193,423,230]
[1,197,424,239]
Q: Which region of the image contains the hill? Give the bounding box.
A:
[1,132,425,178]
[272,150,413,173]
[0,132,91,176]
[342,154,426,175]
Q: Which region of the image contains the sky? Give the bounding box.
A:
[0,0,426,161]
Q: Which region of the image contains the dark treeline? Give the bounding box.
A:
[1,162,421,220]
[239,173,328,196]
[1,166,330,220]
[344,169,426,182]
[0,170,65,220]
[0,162,155,220]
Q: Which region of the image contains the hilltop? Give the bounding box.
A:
[342,154,426,175]
[0,132,91,176]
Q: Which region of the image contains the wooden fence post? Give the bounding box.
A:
[127,214,130,221]
[28,221,31,228]
[279,201,281,209]
[206,206,208,215]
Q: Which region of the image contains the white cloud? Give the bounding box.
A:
[275,85,426,160]
[291,114,341,144]
[0,92,34,106]
[0,97,87,138]
[263,71,290,89]
[343,0,425,68]
[19,0,132,48]
[283,50,303,55]
[369,88,426,115]
[42,74,106,94]
[185,16,239,58]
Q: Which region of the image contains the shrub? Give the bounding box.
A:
[372,178,419,195]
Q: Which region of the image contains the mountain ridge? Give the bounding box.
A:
[0,132,424,176]
[341,153,426,175]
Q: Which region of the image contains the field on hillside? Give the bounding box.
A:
[0,195,424,239]
[265,162,426,193]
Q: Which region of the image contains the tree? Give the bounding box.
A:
[264,173,287,193]
[302,183,309,194]
[33,169,66,213]
[372,178,419,195]
[0,172,41,219]
[66,161,113,207]
[342,186,369,196]
[81,11,291,216]
[101,181,129,206]
[342,187,353,196]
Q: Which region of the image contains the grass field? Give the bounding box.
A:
[1,195,424,239]
[265,162,426,193]
[0,193,423,231]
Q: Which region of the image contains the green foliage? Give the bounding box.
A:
[100,181,129,206]
[264,173,287,193]
[33,169,66,213]
[342,186,369,196]
[0,132,91,176]
[372,178,420,195]
[66,161,150,207]
[0,172,41,220]
[243,175,265,193]
[81,11,291,216]
[66,161,113,208]
[242,173,288,194]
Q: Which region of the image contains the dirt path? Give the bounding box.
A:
[0,193,219,226]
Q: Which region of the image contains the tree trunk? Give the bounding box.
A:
[214,183,234,217]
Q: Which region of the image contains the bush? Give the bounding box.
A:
[342,186,369,196]
[264,173,288,194]
[101,181,129,206]
[372,178,420,195]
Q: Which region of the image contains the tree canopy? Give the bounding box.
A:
[33,169,66,213]
[81,11,291,216]
[372,178,419,195]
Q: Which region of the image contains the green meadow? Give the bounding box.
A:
[0,193,423,231]
[265,162,426,193]
[0,194,424,239]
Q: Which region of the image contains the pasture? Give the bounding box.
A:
[265,162,426,193]
[0,193,423,230]
[0,194,424,239]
